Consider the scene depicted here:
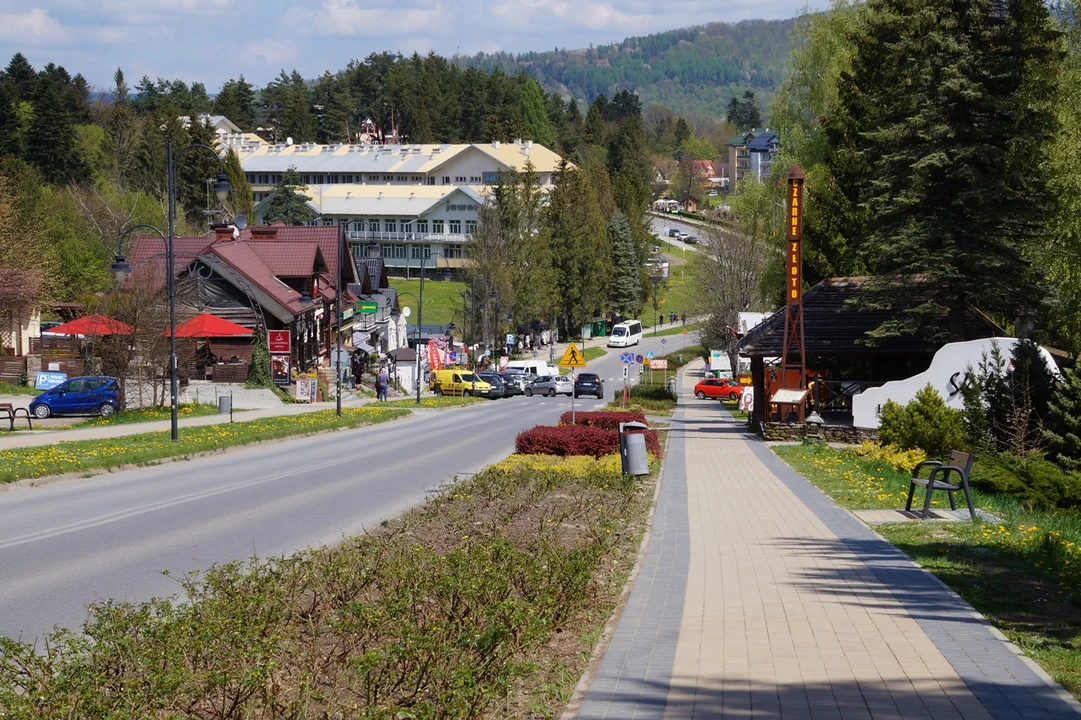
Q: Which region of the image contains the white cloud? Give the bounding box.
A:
[242,40,298,66]
[287,0,445,37]
[0,9,70,44]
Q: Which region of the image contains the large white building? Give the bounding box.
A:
[229,136,568,276]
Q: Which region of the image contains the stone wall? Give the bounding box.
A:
[761,422,878,445]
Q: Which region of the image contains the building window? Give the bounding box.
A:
[401,221,413,235]
[378,244,405,259]
[410,244,431,260]
[384,219,397,233]
[304,175,312,184]
[368,219,379,232]
[352,220,365,232]
[442,176,451,185]
[465,220,477,235]
[454,176,466,183]
[444,246,463,259]
[384,175,393,182]
[449,220,461,234]
[432,219,444,234]
[415,219,428,234]
[427,177,436,186]
[469,176,481,183]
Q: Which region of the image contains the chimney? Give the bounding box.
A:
[526,139,533,150]
[211,223,235,243]
[492,140,500,149]
[378,192,383,199]
[346,191,352,199]
[409,192,415,200]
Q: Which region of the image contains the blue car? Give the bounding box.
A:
[30,376,121,419]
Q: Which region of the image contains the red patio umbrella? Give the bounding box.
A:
[164,313,254,338]
[49,314,136,336]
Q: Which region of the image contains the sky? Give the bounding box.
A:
[0,0,829,92]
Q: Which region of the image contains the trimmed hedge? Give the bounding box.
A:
[559,410,647,429]
[630,384,677,402]
[515,424,660,458]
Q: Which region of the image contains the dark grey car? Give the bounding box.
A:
[478,372,513,398]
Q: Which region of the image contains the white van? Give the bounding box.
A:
[505,360,560,377]
[608,320,643,348]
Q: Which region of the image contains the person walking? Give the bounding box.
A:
[376,366,390,402]
[681,313,686,326]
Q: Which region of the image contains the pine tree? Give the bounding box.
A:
[608,210,640,318]
[838,0,1062,341]
[1047,364,1081,469]
[222,148,254,222]
[583,98,607,147]
[261,167,317,225]
[25,72,87,184]
[177,118,222,226]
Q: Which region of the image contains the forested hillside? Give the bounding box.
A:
[459,19,796,120]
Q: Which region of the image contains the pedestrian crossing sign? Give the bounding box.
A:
[559,342,587,368]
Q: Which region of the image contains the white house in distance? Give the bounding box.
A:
[254,184,488,277]
[233,136,569,277]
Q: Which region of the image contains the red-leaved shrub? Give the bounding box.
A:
[559,410,647,430]
[515,423,660,458]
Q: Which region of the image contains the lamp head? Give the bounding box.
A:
[212,173,232,203]
[111,255,131,282]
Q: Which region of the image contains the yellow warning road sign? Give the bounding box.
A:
[559,342,587,368]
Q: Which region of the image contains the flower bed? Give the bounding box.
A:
[559,410,647,429]
[516,422,660,457]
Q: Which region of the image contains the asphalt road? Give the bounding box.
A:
[649,214,707,254]
[0,331,696,642]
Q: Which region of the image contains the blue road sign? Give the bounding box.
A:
[645,351,655,360]
[635,354,644,364]
[661,338,668,345]
[620,352,633,364]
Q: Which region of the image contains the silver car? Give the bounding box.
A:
[525,374,573,397]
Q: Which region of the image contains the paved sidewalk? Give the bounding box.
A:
[0,398,374,451]
[576,361,1080,719]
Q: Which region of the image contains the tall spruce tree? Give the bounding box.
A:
[222,147,254,222]
[608,210,640,318]
[837,0,1062,341]
[261,167,317,225]
[1047,364,1081,469]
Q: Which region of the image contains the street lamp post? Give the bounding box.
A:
[112,139,231,442]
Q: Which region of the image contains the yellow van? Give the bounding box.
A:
[430,369,492,397]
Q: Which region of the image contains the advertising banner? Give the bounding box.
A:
[271,354,291,386]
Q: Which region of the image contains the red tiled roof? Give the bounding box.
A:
[245,242,319,277]
[209,242,306,314]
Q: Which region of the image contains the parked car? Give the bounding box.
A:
[573,372,605,399]
[29,376,121,418]
[525,374,573,397]
[430,369,491,397]
[684,235,699,245]
[667,228,681,238]
[499,371,529,396]
[693,377,744,401]
[477,372,511,399]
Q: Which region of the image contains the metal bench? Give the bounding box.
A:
[0,403,33,431]
[906,450,976,519]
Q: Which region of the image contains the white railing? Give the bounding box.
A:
[345,231,469,244]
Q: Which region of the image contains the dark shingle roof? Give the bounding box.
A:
[738,277,1005,358]
[246,242,319,277]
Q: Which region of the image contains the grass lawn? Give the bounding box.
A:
[0,381,38,396]
[0,407,409,484]
[373,396,486,409]
[389,278,467,327]
[635,253,702,330]
[73,402,220,427]
[775,441,1081,699]
[583,346,607,362]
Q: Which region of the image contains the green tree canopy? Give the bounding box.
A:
[261,167,317,225]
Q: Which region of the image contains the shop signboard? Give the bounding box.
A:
[268,330,290,354]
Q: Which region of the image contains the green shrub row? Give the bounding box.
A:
[0,457,651,719]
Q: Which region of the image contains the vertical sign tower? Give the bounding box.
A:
[781,164,807,390]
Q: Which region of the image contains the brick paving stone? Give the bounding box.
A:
[574,361,1081,719]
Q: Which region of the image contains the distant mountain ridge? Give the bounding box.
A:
[458,18,797,119]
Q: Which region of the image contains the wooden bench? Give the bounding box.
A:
[0,403,33,431]
[906,450,976,519]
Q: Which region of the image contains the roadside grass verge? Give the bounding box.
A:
[583,346,607,362]
[0,381,37,396]
[0,451,659,718]
[73,402,220,427]
[776,441,1081,699]
[374,396,486,409]
[0,407,409,484]
[721,399,748,422]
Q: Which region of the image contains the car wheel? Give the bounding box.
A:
[32,404,51,419]
[696,391,706,399]
[99,402,117,418]
[548,388,556,397]
[525,388,533,397]
[464,390,472,397]
[434,386,444,396]
[597,391,604,399]
[729,392,739,401]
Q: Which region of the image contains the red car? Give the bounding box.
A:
[694,377,744,401]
